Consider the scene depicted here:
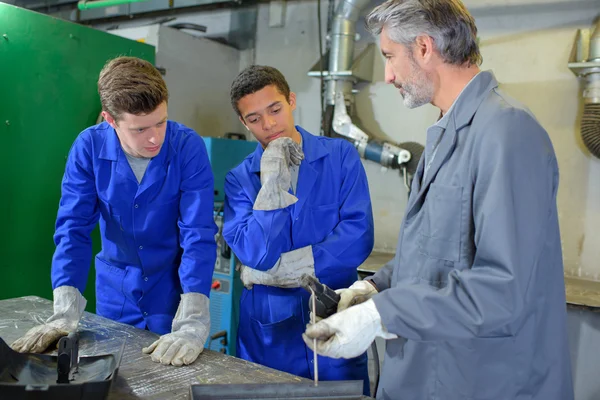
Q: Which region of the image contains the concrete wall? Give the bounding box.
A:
[156,26,244,137]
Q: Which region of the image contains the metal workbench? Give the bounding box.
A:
[0,296,346,400]
[357,252,394,279]
[565,276,600,308]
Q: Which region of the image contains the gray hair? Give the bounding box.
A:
[366,0,482,66]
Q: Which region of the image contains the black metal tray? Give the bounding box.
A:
[0,334,123,400]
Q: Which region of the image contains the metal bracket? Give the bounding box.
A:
[56,332,79,384]
[308,43,376,83]
[332,92,369,144]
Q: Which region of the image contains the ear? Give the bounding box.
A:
[414,35,435,65]
[289,92,297,111]
[102,111,118,130]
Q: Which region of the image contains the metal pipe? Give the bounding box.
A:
[589,20,600,61]
[329,0,368,71]
[78,0,149,11]
[310,287,318,386]
[326,0,371,105]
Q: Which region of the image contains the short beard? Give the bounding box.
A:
[401,57,434,109]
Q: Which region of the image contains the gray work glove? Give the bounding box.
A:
[254,137,304,211]
[303,299,397,359]
[143,292,210,366]
[240,246,315,289]
[11,286,86,353]
[336,280,378,312]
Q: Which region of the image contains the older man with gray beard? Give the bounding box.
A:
[304,1,574,399]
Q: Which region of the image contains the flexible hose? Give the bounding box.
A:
[582,103,600,158]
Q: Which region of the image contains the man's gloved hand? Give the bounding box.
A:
[308,279,378,322]
[143,292,210,366]
[11,286,86,353]
[254,137,304,211]
[240,246,314,289]
[336,280,378,312]
[239,265,278,289]
[302,298,397,359]
[268,246,314,287]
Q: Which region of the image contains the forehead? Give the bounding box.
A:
[238,85,286,113]
[119,102,168,126]
[380,27,408,55]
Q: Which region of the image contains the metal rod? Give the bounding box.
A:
[77,0,149,11]
[310,287,319,386]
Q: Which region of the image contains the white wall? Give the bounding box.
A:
[252,0,600,278]
[156,26,244,137]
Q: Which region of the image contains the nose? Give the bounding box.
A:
[262,115,276,131]
[384,60,395,84]
[147,128,157,145]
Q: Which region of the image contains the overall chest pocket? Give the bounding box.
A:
[98,198,126,245]
[418,184,463,263]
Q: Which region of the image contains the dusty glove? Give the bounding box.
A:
[254,137,304,211]
[302,298,397,359]
[336,280,378,312]
[11,286,86,353]
[240,246,314,289]
[240,266,279,289]
[143,292,210,366]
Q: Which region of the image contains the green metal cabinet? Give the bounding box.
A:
[0,4,154,311]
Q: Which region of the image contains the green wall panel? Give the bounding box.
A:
[0,4,155,312]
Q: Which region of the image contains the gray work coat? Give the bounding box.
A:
[371,71,574,400]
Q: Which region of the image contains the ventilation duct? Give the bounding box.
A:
[308,0,424,194]
[325,0,371,106]
[569,20,600,158]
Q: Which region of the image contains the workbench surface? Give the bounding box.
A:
[357,251,394,275]
[0,296,318,399]
[565,276,600,308]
